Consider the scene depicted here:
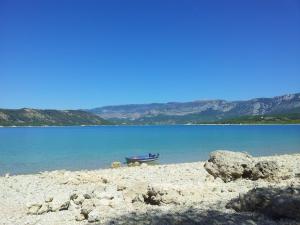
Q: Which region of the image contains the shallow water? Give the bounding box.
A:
[0,125,299,175]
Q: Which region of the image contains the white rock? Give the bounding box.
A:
[69,200,81,211]
[92,185,106,198]
[27,203,42,215]
[204,150,254,182]
[140,163,148,168]
[88,208,101,222]
[73,194,85,205]
[45,196,53,203]
[50,195,70,211]
[105,185,118,193]
[111,161,122,168]
[37,203,50,214]
[81,199,94,217]
[96,191,115,200]
[93,198,111,207]
[75,212,86,221]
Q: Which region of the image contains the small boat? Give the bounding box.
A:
[126,153,159,164]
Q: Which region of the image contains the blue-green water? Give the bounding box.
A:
[0,125,299,175]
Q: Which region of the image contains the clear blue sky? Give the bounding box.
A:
[1,0,300,109]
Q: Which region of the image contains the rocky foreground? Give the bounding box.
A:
[1,151,300,225]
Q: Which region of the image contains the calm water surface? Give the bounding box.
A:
[0,125,299,175]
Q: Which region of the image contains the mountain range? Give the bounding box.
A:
[89,93,300,124]
[1,93,299,126]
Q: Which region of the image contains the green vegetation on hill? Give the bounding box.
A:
[0,108,112,126]
[109,112,300,125]
[212,113,300,124]
[0,109,299,126]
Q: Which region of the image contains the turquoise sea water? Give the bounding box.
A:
[0,125,299,175]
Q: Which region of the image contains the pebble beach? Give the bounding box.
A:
[1,151,300,225]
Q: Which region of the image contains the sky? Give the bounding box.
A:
[0,0,300,109]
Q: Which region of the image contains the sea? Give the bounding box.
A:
[0,125,299,175]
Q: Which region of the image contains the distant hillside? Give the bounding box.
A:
[213,113,300,124]
[89,93,300,124]
[0,108,111,126]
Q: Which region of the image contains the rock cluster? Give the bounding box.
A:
[27,194,70,215]
[204,150,293,182]
[251,160,292,181]
[26,182,190,223]
[141,185,182,206]
[226,185,300,220]
[27,185,129,223]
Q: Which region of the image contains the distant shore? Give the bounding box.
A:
[1,123,300,128]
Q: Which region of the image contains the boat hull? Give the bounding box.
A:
[125,155,159,164]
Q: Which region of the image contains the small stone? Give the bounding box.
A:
[133,162,140,166]
[81,199,94,217]
[98,198,111,206]
[132,194,144,203]
[73,194,85,205]
[140,163,148,168]
[111,161,122,168]
[37,203,50,214]
[4,173,10,178]
[88,208,101,222]
[95,191,114,200]
[117,185,126,191]
[45,196,53,203]
[69,201,81,211]
[67,177,80,185]
[75,212,86,221]
[228,188,235,192]
[83,193,92,199]
[70,193,78,200]
[50,196,70,211]
[27,203,42,215]
[101,177,109,184]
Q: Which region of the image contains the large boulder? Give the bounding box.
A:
[204,150,254,182]
[251,160,292,181]
[226,186,300,220]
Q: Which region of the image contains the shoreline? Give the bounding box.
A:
[2,150,300,177]
[3,152,300,177]
[1,123,300,128]
[1,151,300,224]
